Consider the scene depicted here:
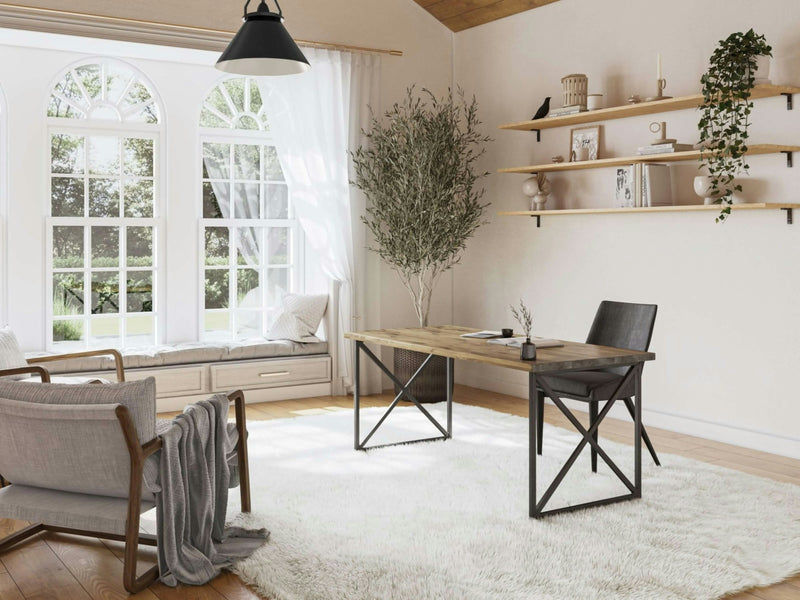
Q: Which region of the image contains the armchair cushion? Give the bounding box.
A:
[0,326,29,380]
[0,377,156,444]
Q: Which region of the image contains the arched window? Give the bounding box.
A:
[47,58,162,349]
[200,77,299,341]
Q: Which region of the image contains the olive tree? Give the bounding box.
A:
[352,88,491,326]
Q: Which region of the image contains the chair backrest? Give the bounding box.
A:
[0,398,134,498]
[586,301,658,352]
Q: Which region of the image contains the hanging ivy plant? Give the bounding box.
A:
[698,29,772,222]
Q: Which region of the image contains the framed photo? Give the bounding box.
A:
[570,125,601,161]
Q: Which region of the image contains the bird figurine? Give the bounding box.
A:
[531,97,551,120]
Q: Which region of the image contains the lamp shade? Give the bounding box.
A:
[216,4,310,76]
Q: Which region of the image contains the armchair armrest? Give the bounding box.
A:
[0,365,51,382]
[27,348,125,382]
[227,389,250,512]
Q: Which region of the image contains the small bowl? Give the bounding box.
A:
[501,328,513,338]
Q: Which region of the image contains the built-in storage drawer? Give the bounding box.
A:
[210,356,331,392]
[126,365,207,398]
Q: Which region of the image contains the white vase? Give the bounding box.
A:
[693,175,723,205]
[753,54,771,85]
[533,193,549,211]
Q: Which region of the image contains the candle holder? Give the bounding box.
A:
[646,78,672,102]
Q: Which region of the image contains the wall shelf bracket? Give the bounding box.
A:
[531,214,540,227]
[782,207,793,224]
[533,129,541,142]
[782,93,793,110]
[782,151,793,167]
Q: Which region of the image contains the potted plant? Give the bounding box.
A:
[698,29,772,222]
[511,300,536,361]
[352,88,491,402]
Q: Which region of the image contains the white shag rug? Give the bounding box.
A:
[228,403,800,600]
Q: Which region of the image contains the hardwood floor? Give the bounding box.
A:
[0,384,798,599]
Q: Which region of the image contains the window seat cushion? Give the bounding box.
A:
[25,339,328,374]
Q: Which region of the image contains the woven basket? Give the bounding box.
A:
[393,348,449,404]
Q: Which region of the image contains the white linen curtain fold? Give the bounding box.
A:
[260,48,381,394]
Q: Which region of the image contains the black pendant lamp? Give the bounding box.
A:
[216,0,310,76]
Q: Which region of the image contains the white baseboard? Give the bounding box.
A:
[156,382,333,413]
[457,371,800,460]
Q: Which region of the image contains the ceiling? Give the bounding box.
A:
[413,0,560,32]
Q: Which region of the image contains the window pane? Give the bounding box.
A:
[202,143,230,179]
[88,136,120,175]
[223,79,245,113]
[249,83,263,114]
[53,319,84,343]
[127,227,153,267]
[91,272,120,314]
[91,226,119,268]
[267,228,289,265]
[75,64,102,100]
[203,182,224,218]
[126,315,154,346]
[233,183,259,220]
[267,268,289,305]
[51,177,84,217]
[205,227,229,266]
[237,311,262,336]
[200,108,229,129]
[236,227,261,266]
[53,273,84,316]
[264,146,284,181]
[105,64,134,105]
[51,134,84,174]
[264,184,288,219]
[127,272,153,313]
[205,87,232,121]
[237,269,260,308]
[205,269,229,309]
[233,115,260,131]
[124,138,154,176]
[123,179,154,218]
[89,178,120,217]
[234,144,260,180]
[53,226,84,268]
[204,310,230,339]
[90,316,120,346]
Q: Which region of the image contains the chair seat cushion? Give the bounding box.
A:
[0,484,154,535]
[538,370,634,401]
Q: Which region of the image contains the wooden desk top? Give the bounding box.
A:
[345,325,655,374]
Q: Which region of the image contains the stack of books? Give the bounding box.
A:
[636,142,694,155]
[548,105,587,117]
[615,163,673,208]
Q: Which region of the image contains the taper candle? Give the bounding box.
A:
[657,53,663,80]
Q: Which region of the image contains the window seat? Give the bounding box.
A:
[25,339,332,412]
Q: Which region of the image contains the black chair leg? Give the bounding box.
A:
[624,397,660,466]
[589,401,598,473]
[536,390,544,455]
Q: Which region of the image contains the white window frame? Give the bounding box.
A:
[198,126,303,342]
[45,60,165,351]
[0,85,7,326]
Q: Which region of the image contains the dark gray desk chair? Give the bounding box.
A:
[536,301,660,471]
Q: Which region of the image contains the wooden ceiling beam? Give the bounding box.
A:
[415,0,560,32]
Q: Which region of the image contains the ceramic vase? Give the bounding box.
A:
[753,54,772,85]
[520,338,537,361]
[693,175,723,205]
[533,192,549,211]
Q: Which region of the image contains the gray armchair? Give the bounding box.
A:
[536,301,661,470]
[0,378,250,593]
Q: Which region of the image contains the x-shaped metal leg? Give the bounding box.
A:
[529,363,643,518]
[354,341,453,451]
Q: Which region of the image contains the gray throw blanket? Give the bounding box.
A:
[143,394,269,586]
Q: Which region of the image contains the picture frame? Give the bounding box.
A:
[569,125,601,161]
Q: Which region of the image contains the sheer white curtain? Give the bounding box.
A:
[261,48,381,394]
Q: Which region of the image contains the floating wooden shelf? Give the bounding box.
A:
[498,144,800,174]
[499,203,799,226]
[499,85,800,132]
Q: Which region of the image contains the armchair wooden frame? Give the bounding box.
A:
[0,389,251,593]
[2,348,127,382]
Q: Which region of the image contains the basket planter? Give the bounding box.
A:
[393,348,450,404]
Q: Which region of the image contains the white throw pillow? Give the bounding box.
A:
[266,294,328,343]
[0,326,30,379]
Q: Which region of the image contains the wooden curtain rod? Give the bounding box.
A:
[0,2,403,56]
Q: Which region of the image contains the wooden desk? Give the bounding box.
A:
[345,325,656,518]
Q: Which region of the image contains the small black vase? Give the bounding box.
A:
[520,338,537,361]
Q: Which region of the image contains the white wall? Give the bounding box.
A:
[453,0,800,457]
[0,0,454,351]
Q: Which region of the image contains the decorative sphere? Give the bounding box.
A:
[522,177,539,198]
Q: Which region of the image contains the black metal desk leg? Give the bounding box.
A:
[446,357,454,437]
[354,341,362,450]
[529,372,538,518]
[634,362,642,498]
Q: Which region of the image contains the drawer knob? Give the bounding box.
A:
[259,371,290,378]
